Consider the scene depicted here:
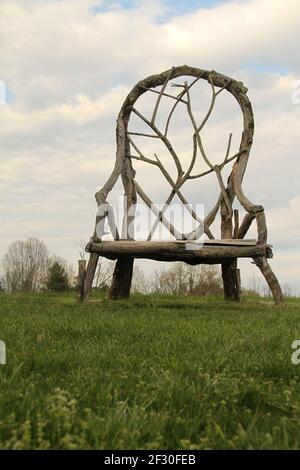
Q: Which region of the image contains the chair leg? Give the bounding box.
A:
[108,257,134,300]
[82,252,99,301]
[252,257,284,305]
[222,259,241,301]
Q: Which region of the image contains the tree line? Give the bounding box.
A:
[0,237,225,295]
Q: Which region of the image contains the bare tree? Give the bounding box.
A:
[282,283,297,298]
[131,265,149,293]
[94,259,114,290]
[151,263,223,296]
[1,238,49,292]
[74,239,87,261]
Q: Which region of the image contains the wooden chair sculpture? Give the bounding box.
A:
[82,66,283,304]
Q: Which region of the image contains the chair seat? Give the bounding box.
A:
[86,239,272,264]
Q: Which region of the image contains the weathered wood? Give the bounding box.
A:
[134,181,183,240]
[234,209,239,238]
[83,65,283,304]
[83,253,99,300]
[89,241,269,260]
[110,134,136,297]
[100,254,239,265]
[77,259,86,301]
[235,267,241,301]
[256,211,268,245]
[222,260,239,301]
[237,213,255,239]
[220,175,238,301]
[252,257,284,304]
[108,257,134,299]
[215,165,233,217]
[87,239,258,250]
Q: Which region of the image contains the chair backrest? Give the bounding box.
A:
[95,66,255,242]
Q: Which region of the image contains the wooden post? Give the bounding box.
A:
[108,257,134,300]
[253,257,284,304]
[220,196,239,301]
[233,209,239,238]
[78,259,86,301]
[235,266,241,301]
[108,133,136,300]
[82,252,99,300]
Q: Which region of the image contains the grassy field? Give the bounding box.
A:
[0,292,300,450]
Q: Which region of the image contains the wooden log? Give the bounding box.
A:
[108,257,134,300]
[77,259,86,301]
[101,254,246,265]
[252,257,284,304]
[196,238,257,246]
[222,260,239,301]
[86,239,258,252]
[233,209,239,238]
[82,252,99,300]
[109,135,137,298]
[220,183,238,301]
[237,213,255,239]
[89,241,269,260]
[256,211,268,244]
[235,267,241,301]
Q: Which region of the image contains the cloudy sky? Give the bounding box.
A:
[0,0,299,293]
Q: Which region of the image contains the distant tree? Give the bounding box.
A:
[2,238,49,292]
[94,259,114,290]
[46,261,69,292]
[131,265,149,294]
[0,279,5,293]
[152,263,223,296]
[48,255,75,289]
[74,239,86,261]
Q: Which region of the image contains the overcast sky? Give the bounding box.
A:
[0,0,299,293]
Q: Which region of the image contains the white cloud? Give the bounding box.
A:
[0,0,299,291]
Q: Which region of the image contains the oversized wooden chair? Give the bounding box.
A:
[83,66,283,304]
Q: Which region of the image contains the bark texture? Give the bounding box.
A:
[78,259,86,301]
[108,257,134,300]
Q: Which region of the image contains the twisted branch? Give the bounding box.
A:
[127,72,245,240]
[130,106,184,177]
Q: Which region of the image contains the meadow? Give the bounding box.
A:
[0,292,300,450]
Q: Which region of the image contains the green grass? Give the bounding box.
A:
[0,291,300,449]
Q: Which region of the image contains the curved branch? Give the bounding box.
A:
[196,73,217,133]
[183,134,197,181]
[224,133,233,163]
[185,82,215,170]
[127,131,160,139]
[164,74,204,137]
[134,181,183,240]
[187,148,247,180]
[151,67,174,125]
[139,85,188,104]
[127,136,159,166]
[214,165,233,217]
[131,106,184,177]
